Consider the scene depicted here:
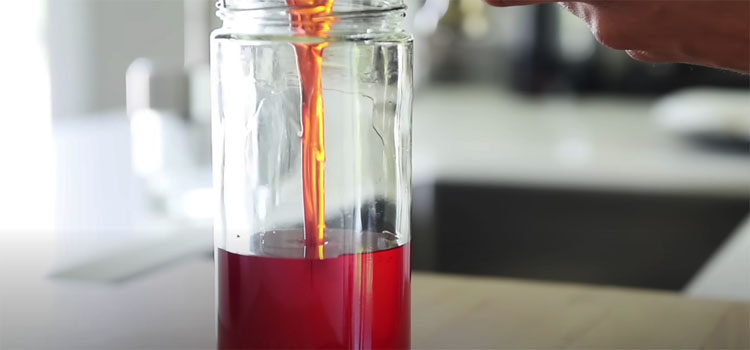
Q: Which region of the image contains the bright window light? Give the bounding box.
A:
[0,0,54,234]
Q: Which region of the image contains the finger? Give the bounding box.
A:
[484,0,560,7]
[625,50,674,64]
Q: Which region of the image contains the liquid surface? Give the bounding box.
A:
[217,231,410,349]
[250,228,403,258]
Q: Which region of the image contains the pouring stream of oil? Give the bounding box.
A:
[287,0,336,259]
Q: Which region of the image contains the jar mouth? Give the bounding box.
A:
[217,5,407,21]
[215,0,407,35]
[217,0,405,12]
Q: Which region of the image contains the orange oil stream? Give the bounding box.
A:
[287,0,336,259]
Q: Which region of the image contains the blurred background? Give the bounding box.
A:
[0,0,748,345]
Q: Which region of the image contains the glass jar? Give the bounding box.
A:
[210,0,413,349]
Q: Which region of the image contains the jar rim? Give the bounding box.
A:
[215,0,407,35]
[217,0,405,12]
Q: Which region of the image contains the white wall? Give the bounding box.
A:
[47,0,187,118]
[47,0,93,118]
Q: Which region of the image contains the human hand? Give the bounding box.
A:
[485,0,750,74]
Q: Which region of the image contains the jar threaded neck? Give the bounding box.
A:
[215,0,407,37]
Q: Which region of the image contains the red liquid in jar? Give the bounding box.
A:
[217,242,410,349]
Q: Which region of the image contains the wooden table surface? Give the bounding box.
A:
[412,273,749,349]
[2,257,748,348]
